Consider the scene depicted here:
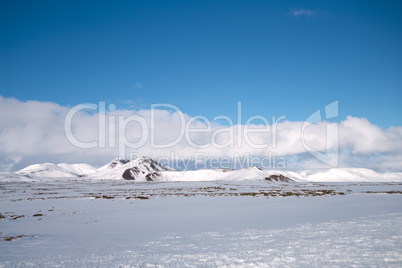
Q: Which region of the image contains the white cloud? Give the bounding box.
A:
[339,116,402,154]
[289,9,317,18]
[0,96,401,172]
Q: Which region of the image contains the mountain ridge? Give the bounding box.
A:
[4,157,402,182]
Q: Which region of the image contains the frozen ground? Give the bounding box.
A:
[1,180,402,267]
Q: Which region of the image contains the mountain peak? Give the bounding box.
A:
[133,157,170,171]
[106,158,130,169]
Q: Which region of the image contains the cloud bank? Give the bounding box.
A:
[0,96,401,172]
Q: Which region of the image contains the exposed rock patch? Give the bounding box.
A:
[265,174,294,182]
[145,172,161,181]
[122,168,138,180]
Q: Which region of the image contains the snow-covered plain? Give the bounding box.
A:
[1,179,402,267]
[1,158,402,266]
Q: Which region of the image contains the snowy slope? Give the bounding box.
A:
[157,167,272,182]
[0,172,32,182]
[57,163,97,175]
[284,168,402,182]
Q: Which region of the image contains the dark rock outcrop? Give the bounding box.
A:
[122,167,139,180]
[145,172,161,181]
[265,174,294,182]
[121,157,166,181]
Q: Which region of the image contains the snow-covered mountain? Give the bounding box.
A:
[16,163,97,178]
[3,156,402,182]
[93,157,170,180]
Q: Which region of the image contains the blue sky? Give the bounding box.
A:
[1,0,401,127]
